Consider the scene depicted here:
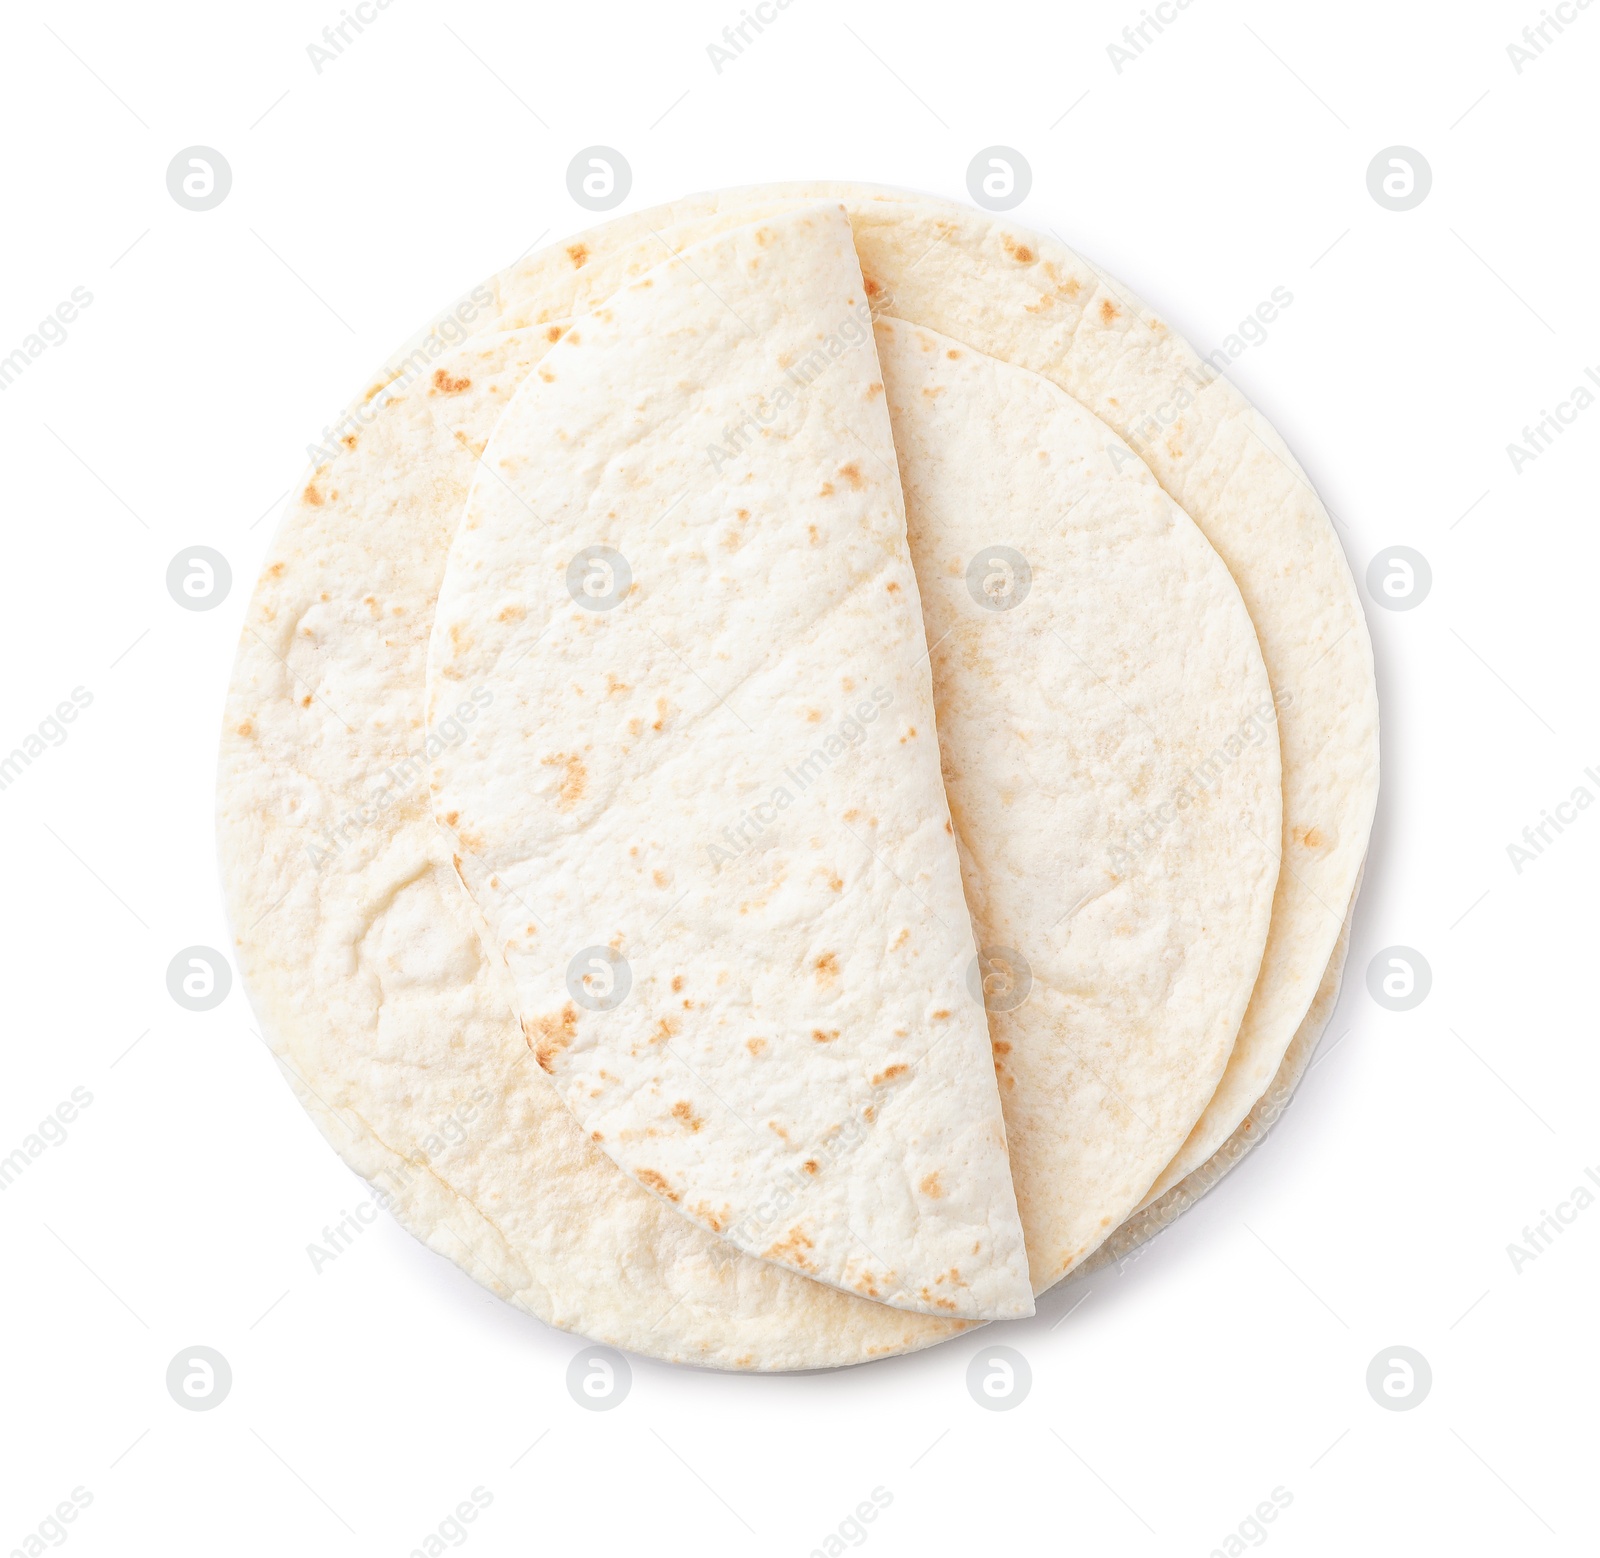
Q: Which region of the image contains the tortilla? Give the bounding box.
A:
[425,207,1032,1320]
[219,185,1375,1366]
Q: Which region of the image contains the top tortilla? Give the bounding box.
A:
[426,206,1033,1320]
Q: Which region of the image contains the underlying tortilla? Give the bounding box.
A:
[219,186,1374,1365]
[450,185,1379,1197]
[425,207,1033,1321]
[875,318,1279,1289]
[1080,877,1357,1279]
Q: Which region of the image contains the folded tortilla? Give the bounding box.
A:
[426,206,1033,1320]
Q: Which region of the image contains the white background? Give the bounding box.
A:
[1,0,1595,1553]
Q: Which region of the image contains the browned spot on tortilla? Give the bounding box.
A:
[825,872,843,892]
[814,951,840,986]
[837,461,865,490]
[862,1104,876,1124]
[236,720,253,737]
[498,601,526,622]
[920,1172,944,1198]
[1294,824,1327,849]
[541,752,587,811]
[992,1039,1012,1056]
[653,697,673,732]
[444,810,460,827]
[886,580,901,593]
[671,974,684,993]
[899,726,917,742]
[1100,297,1120,324]
[266,561,285,578]
[652,1016,680,1045]
[690,1201,726,1232]
[636,1168,679,1202]
[764,1226,817,1272]
[591,1130,604,1142]
[944,819,953,834]
[932,1009,950,1020]
[523,1004,578,1072]
[652,869,668,887]
[818,482,835,498]
[746,1036,767,1056]
[946,348,961,359]
[303,483,323,507]
[567,242,590,267]
[671,1100,704,1133]
[564,330,580,346]
[866,381,884,397]
[891,927,910,950]
[811,1028,839,1043]
[431,368,471,394]
[300,694,312,707]
[1002,234,1034,263]
[872,1063,908,1086]
[802,1159,819,1175]
[546,325,564,342]
[863,275,882,297]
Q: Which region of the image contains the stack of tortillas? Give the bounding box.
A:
[218,184,1378,1370]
